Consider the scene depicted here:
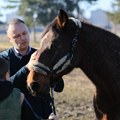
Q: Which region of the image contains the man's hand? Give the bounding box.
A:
[26,50,38,71]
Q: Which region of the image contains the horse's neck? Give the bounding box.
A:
[81,22,103,43]
[78,23,120,90]
[78,22,103,61]
[77,23,106,84]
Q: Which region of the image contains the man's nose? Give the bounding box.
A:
[20,34,25,40]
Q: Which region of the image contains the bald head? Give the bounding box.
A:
[7,18,29,35]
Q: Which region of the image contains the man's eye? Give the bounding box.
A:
[13,34,21,38]
[22,32,27,35]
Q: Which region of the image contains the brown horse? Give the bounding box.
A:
[27,9,120,120]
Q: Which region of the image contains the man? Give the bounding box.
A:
[0,18,64,120]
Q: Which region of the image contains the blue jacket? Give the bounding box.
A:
[0,47,64,120]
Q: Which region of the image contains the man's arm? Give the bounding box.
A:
[10,66,29,92]
[10,51,38,92]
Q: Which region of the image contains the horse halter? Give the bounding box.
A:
[33,17,82,76]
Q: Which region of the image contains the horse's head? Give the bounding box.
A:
[27,9,82,96]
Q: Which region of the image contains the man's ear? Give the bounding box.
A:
[56,9,68,28]
[7,36,12,43]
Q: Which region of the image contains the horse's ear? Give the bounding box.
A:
[56,9,68,28]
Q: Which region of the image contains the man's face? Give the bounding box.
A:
[7,23,30,51]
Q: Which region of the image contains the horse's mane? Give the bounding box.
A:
[81,21,120,62]
[81,21,120,45]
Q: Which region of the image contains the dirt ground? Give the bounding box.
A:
[54,68,96,120]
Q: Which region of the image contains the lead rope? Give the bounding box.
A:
[50,84,56,115]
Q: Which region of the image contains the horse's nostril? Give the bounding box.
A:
[31,82,39,91]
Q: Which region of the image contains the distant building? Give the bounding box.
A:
[89,9,111,29]
[0,24,6,34]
